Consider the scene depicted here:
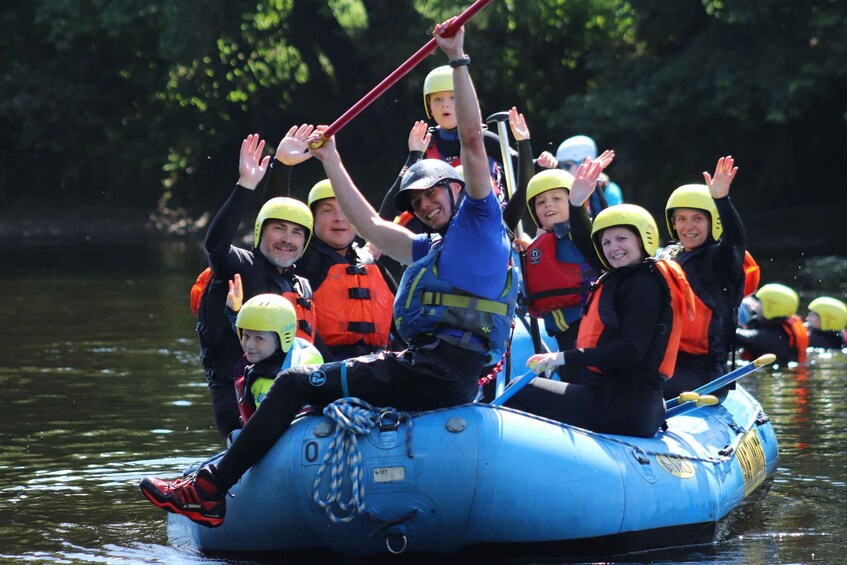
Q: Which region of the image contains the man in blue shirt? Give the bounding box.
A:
[139,17,517,528]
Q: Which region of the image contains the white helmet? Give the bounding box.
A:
[556,135,597,165]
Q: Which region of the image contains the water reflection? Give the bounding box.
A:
[0,244,845,564]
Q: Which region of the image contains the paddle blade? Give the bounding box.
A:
[695,395,719,407]
[677,391,700,403]
[753,354,776,368]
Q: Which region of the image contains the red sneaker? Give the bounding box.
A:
[139,465,226,528]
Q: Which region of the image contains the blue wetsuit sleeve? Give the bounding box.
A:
[438,191,510,299]
[411,233,434,263]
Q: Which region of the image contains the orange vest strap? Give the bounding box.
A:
[783,315,809,364]
[743,251,761,297]
[190,267,214,316]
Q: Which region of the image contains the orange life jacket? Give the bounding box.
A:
[282,291,318,343]
[522,232,590,317]
[783,315,809,364]
[189,267,317,344]
[577,259,695,379]
[190,267,213,316]
[743,250,761,297]
[312,263,395,348]
[677,251,758,356]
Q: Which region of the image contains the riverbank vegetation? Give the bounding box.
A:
[1,1,844,252]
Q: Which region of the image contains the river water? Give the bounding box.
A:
[0,241,844,564]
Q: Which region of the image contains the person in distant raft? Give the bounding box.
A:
[805,296,847,350]
[736,283,809,365]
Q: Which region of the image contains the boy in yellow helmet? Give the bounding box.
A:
[224,280,323,424]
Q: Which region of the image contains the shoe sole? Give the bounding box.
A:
[139,479,224,528]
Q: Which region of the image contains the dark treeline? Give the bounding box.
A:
[1,1,845,253]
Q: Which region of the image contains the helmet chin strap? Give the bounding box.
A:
[436,184,464,236]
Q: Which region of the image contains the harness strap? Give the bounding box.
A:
[420,291,510,316]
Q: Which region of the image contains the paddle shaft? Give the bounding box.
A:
[490,369,536,406]
[665,354,775,417]
[314,0,493,145]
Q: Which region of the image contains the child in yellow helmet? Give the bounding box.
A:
[225,276,323,425]
[510,131,614,382]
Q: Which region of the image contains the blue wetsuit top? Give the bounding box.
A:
[411,190,510,300]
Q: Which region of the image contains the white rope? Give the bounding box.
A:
[311,398,393,523]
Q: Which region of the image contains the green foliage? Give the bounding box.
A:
[0,0,844,251]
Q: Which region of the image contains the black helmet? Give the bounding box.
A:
[394,159,465,213]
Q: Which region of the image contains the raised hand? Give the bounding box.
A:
[306,126,339,163]
[703,155,738,199]
[274,124,315,166]
[568,159,604,207]
[238,133,271,190]
[433,17,464,60]
[226,274,244,313]
[508,107,530,141]
[513,235,533,253]
[595,149,616,170]
[408,120,431,153]
[535,151,558,170]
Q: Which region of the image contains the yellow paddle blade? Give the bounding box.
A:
[753,354,776,368]
[695,394,719,407]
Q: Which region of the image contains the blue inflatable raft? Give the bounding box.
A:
[168,317,778,560]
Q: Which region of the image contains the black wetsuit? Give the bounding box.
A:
[735,317,803,365]
[505,261,669,438]
[198,185,318,438]
[807,327,846,350]
[661,196,746,400]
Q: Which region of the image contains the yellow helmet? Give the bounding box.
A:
[525,169,575,228]
[307,179,335,209]
[755,283,799,319]
[423,65,453,119]
[665,184,722,241]
[808,296,847,331]
[254,197,313,250]
[235,294,298,353]
[590,204,659,269]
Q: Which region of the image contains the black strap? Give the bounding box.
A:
[523,286,592,302]
[348,287,371,300]
[347,321,376,334]
[346,265,367,276]
[298,319,313,336]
